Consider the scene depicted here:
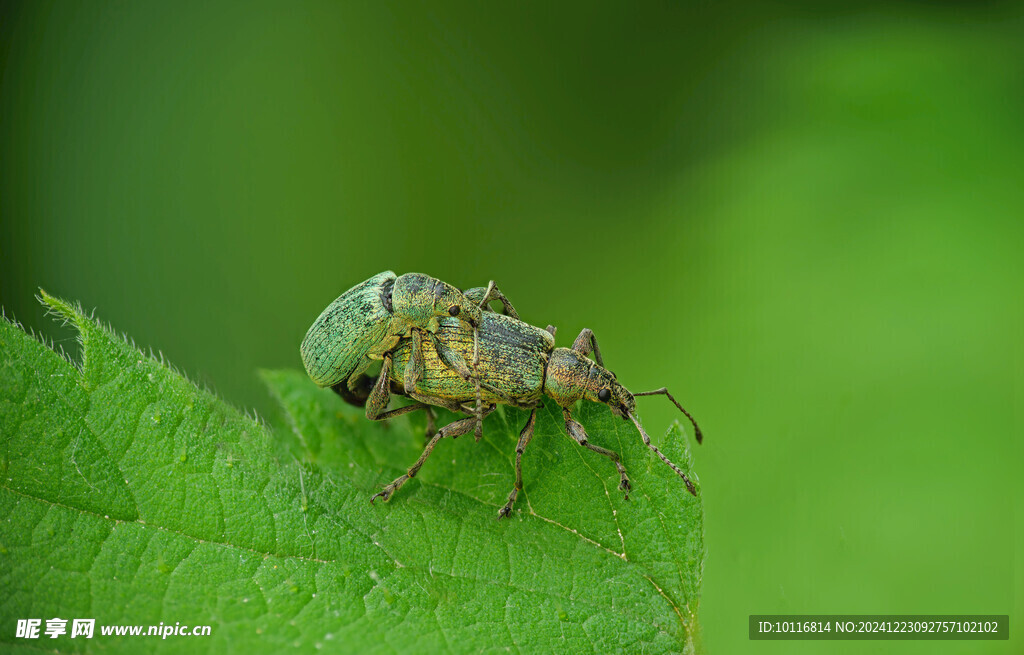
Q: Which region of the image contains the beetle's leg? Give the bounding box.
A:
[462,282,519,319]
[471,329,482,438]
[625,410,697,496]
[408,394,497,428]
[331,376,371,407]
[460,285,517,433]
[472,377,483,441]
[546,325,557,337]
[633,387,703,444]
[406,391,465,415]
[370,414,479,504]
[367,354,397,420]
[571,328,604,367]
[329,356,378,407]
[404,329,425,391]
[462,282,518,392]
[473,321,480,367]
[562,408,630,498]
[349,352,376,381]
[479,280,520,318]
[369,402,430,421]
[432,334,473,379]
[430,333,486,440]
[471,324,481,430]
[424,406,436,440]
[366,358,429,420]
[498,408,537,519]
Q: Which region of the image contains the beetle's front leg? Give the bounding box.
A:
[462,281,520,319]
[365,353,394,419]
[634,386,703,444]
[366,354,428,420]
[404,329,425,391]
[563,408,630,498]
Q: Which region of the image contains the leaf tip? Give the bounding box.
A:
[36,289,87,328]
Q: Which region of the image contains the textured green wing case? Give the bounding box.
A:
[300,271,396,387]
[392,311,555,406]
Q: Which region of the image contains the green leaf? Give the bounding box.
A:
[0,293,704,653]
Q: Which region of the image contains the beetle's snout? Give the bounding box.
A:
[614,387,637,418]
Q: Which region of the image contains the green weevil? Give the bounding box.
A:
[366,310,703,518]
[300,271,516,417]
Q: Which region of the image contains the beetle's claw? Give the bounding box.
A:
[499,488,519,518]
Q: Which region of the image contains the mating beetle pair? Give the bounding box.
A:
[300,271,514,414]
[300,271,702,518]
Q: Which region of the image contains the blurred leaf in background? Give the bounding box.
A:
[1,1,1021,653]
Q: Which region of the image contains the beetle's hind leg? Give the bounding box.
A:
[571,328,604,366]
[370,414,479,505]
[562,408,630,498]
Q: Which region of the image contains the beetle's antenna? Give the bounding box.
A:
[627,412,697,496]
[634,387,703,444]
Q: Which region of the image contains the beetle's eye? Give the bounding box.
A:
[448,305,460,317]
[598,389,611,402]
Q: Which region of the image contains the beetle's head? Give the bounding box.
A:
[394,273,483,328]
[590,367,636,419]
[545,347,703,497]
[433,281,483,328]
[545,348,635,417]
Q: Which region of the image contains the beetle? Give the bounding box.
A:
[363,310,703,518]
[300,271,516,417]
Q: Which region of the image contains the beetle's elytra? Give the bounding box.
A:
[302,272,702,518]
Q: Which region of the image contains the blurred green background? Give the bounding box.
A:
[2,1,1020,653]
